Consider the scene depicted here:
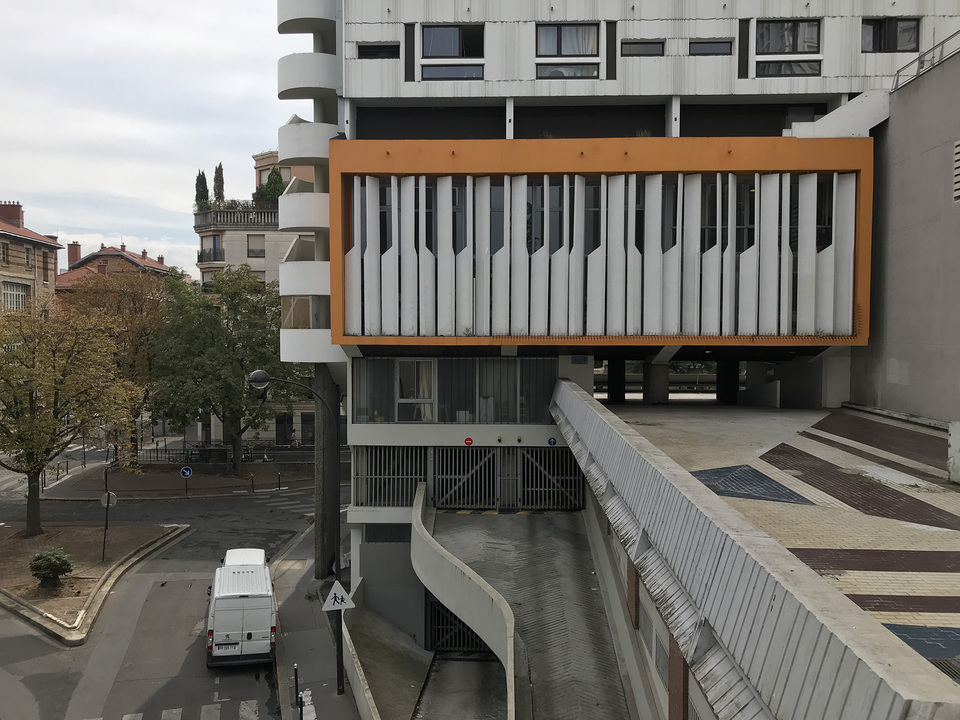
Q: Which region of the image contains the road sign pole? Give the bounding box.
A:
[336,608,344,695]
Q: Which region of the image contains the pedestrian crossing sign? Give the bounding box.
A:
[321,580,356,611]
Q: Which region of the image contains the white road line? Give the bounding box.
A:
[121,714,143,720]
[200,703,221,720]
[160,709,183,720]
[238,699,259,719]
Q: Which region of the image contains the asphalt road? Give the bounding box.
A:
[0,488,315,720]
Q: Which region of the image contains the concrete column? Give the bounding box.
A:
[716,359,740,404]
[950,422,960,485]
[608,358,626,403]
[643,360,670,405]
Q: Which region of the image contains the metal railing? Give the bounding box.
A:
[197,247,225,263]
[193,208,278,231]
[892,28,960,90]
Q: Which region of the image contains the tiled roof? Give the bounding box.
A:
[55,266,100,288]
[0,217,62,248]
[72,246,169,273]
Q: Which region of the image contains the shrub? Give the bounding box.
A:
[29,548,73,589]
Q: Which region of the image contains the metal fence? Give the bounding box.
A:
[353,446,426,507]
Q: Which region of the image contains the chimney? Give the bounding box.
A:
[158,255,165,265]
[98,261,108,275]
[0,201,24,228]
[120,242,126,253]
[142,249,148,259]
[68,241,82,266]
[100,243,106,250]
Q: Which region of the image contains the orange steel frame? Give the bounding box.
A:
[328,136,873,348]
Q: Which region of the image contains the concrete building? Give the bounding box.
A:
[0,201,60,310]
[274,3,960,719]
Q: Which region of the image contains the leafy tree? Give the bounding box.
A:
[0,300,139,536]
[252,167,286,206]
[60,270,166,454]
[149,267,300,473]
[30,548,72,589]
[213,162,225,204]
[195,170,209,209]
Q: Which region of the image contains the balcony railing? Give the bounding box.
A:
[198,247,225,263]
[193,207,279,232]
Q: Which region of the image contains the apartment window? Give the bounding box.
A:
[421,25,484,79]
[690,39,733,55]
[537,23,600,79]
[756,19,821,77]
[2,281,29,311]
[398,360,434,422]
[358,43,400,59]
[0,242,8,264]
[862,18,919,53]
[24,246,33,268]
[42,251,49,282]
[622,40,664,56]
[247,234,265,258]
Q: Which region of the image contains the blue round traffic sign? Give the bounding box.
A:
[548,437,557,447]
[180,466,193,479]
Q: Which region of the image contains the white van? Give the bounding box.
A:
[205,548,277,667]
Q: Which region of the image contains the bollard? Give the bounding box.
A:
[298,692,304,720]
[251,472,255,494]
[294,662,299,700]
[278,471,281,491]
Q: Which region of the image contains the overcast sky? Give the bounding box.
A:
[0,1,312,278]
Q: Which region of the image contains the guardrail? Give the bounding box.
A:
[892,28,960,90]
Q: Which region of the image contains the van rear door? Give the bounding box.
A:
[240,599,274,657]
[211,604,244,660]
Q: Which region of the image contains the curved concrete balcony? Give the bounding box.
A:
[278,52,341,99]
[278,0,338,34]
[279,191,330,232]
[279,260,331,297]
[279,120,339,165]
[280,328,349,365]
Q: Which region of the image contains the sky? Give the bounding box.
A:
[0,1,312,279]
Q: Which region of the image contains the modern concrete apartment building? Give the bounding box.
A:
[274,3,960,718]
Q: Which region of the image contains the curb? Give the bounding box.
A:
[41,479,314,503]
[0,523,191,646]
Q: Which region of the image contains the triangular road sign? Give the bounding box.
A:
[321,580,356,611]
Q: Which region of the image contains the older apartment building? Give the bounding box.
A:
[275,3,960,719]
[0,201,60,310]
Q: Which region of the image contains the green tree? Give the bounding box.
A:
[149,267,300,473]
[195,170,209,209]
[213,162,225,204]
[252,167,286,206]
[30,548,73,589]
[0,300,139,536]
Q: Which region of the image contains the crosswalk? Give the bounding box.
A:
[252,489,315,518]
[85,698,265,719]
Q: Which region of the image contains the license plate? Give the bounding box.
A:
[216,643,238,649]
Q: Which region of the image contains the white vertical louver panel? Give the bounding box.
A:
[568,175,586,335]
[738,174,760,335]
[363,176,382,335]
[345,175,363,336]
[643,174,663,335]
[475,177,492,336]
[511,175,530,335]
[399,175,418,336]
[759,173,781,335]
[381,176,400,336]
[779,174,793,336]
[606,175,626,336]
[436,176,455,336]
[625,175,642,335]
[418,175,436,336]
[457,176,475,336]
[721,174,737,335]
[587,175,608,335]
[492,177,511,335]
[833,173,857,335]
[550,175,570,336]
[815,174,838,335]
[796,173,817,335]
[662,175,682,335]
[530,175,550,336]
[701,173,721,336]
[681,173,701,335]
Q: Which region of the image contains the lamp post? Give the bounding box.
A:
[248,369,345,695]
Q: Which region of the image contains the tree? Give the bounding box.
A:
[213,162,225,204]
[0,300,139,536]
[195,170,209,209]
[252,167,286,206]
[149,267,300,474]
[60,270,166,455]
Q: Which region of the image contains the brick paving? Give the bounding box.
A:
[848,595,960,612]
[811,412,948,470]
[788,549,960,572]
[798,430,945,482]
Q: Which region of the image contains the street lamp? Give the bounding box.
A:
[249,369,346,695]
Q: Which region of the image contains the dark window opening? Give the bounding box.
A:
[537,24,599,57]
[816,174,834,252]
[423,25,484,58]
[537,64,599,79]
[862,18,919,53]
[422,65,483,80]
[584,178,602,254]
[690,40,733,55]
[735,175,756,252]
[701,175,719,252]
[358,43,401,59]
[622,40,665,56]
[662,176,678,253]
[756,20,821,54]
[756,61,821,77]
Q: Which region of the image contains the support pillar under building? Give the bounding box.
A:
[716,360,740,405]
[608,358,626,403]
[643,360,670,405]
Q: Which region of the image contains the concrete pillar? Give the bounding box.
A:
[716,360,740,404]
[643,360,670,405]
[608,358,626,403]
[745,361,770,387]
[950,422,960,486]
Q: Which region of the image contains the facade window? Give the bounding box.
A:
[247,234,265,258]
[756,19,821,77]
[398,359,434,421]
[735,175,756,252]
[2,281,29,311]
[689,39,733,55]
[537,24,600,79]
[282,295,329,330]
[862,18,919,53]
[421,25,484,80]
[24,246,33,268]
[199,234,222,263]
[622,40,664,57]
[1,242,8,264]
[358,43,400,59]
[42,251,49,282]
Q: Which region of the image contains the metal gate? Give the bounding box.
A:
[425,593,491,653]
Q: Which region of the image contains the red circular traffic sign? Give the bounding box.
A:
[465,437,473,446]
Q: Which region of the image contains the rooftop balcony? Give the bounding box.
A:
[193,206,278,232]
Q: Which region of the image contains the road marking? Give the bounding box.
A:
[200,703,221,720]
[161,710,183,720]
[239,699,259,719]
[121,715,143,720]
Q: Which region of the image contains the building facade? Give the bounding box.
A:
[275,3,960,719]
[0,201,60,310]
[56,241,169,291]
